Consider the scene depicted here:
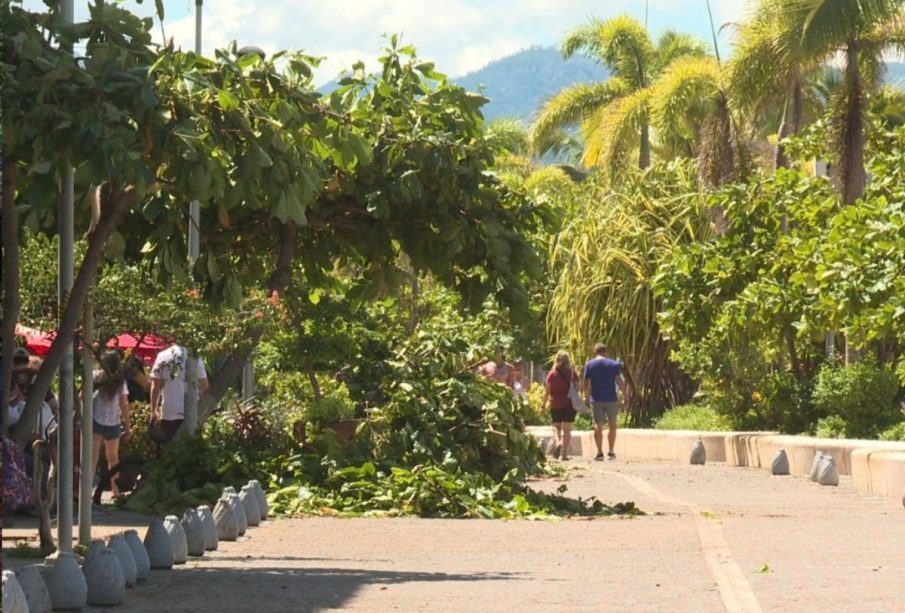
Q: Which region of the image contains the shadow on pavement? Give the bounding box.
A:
[129,565,525,612]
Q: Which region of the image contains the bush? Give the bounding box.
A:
[878,420,905,442]
[655,403,733,431]
[755,372,817,434]
[812,363,900,439]
[814,415,848,439]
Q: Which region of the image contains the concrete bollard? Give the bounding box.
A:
[83,546,126,607]
[690,439,706,465]
[182,509,206,557]
[3,570,29,613]
[902,484,905,509]
[198,505,219,551]
[144,519,175,570]
[240,485,262,526]
[85,539,106,567]
[107,534,137,588]
[214,496,240,541]
[16,564,52,613]
[809,451,825,482]
[772,449,790,476]
[45,551,88,610]
[248,480,269,519]
[225,492,248,536]
[164,515,189,564]
[124,530,151,581]
[817,456,839,486]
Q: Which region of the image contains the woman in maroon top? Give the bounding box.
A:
[543,350,578,460]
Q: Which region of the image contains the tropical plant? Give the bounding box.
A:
[532,15,706,176]
[769,0,905,203]
[548,160,709,422]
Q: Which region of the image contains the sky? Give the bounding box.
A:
[29,0,752,85]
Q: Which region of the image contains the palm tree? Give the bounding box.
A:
[770,0,905,203]
[532,15,706,178]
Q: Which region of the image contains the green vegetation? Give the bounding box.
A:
[655,404,733,432]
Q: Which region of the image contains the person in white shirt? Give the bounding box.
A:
[149,345,208,443]
[91,350,131,497]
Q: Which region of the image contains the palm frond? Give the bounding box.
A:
[653,30,708,75]
[582,88,651,179]
[531,79,628,156]
[485,117,530,156]
[650,55,722,157]
[562,15,654,88]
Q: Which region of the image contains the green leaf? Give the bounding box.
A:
[218,90,240,112]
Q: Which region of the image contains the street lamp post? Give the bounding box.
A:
[184,0,203,435]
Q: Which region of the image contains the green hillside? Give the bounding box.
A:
[454,46,607,123]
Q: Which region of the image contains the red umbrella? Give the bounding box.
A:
[14,324,55,357]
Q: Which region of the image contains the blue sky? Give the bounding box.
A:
[29,0,750,84]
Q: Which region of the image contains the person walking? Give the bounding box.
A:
[149,345,208,444]
[582,343,627,461]
[542,350,578,461]
[91,350,131,498]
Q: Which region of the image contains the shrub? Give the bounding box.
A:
[755,372,817,434]
[878,420,905,442]
[812,363,900,439]
[814,415,848,439]
[655,403,733,431]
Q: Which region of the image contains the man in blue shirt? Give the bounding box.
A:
[582,343,627,461]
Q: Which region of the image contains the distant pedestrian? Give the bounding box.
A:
[149,345,208,444]
[478,345,515,389]
[543,350,578,461]
[91,350,131,498]
[582,343,627,461]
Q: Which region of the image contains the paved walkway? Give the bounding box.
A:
[4,459,904,612]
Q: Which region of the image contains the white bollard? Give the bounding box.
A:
[44,551,88,610]
[809,451,825,482]
[16,564,52,613]
[164,515,189,565]
[214,496,240,541]
[2,570,29,613]
[107,534,137,588]
[83,546,126,606]
[124,529,151,581]
[182,509,206,557]
[901,484,905,509]
[84,539,106,567]
[144,519,174,570]
[198,505,219,551]
[240,485,262,526]
[817,456,839,486]
[225,492,248,536]
[690,439,706,465]
[771,449,790,476]
[248,480,269,519]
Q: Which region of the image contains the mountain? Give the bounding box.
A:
[454,46,607,123]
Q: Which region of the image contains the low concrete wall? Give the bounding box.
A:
[526,426,905,501]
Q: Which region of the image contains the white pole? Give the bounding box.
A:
[184,0,203,434]
[815,159,836,360]
[57,0,76,556]
[78,302,93,545]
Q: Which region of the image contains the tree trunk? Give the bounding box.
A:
[838,40,867,206]
[11,185,136,448]
[775,72,803,171]
[639,122,651,170]
[1,156,19,435]
[198,222,298,421]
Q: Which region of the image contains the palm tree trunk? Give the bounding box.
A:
[775,73,803,171]
[639,122,651,169]
[838,40,867,206]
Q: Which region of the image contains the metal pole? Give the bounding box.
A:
[183,0,203,434]
[814,159,837,361]
[78,301,93,545]
[187,0,202,262]
[242,361,254,403]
